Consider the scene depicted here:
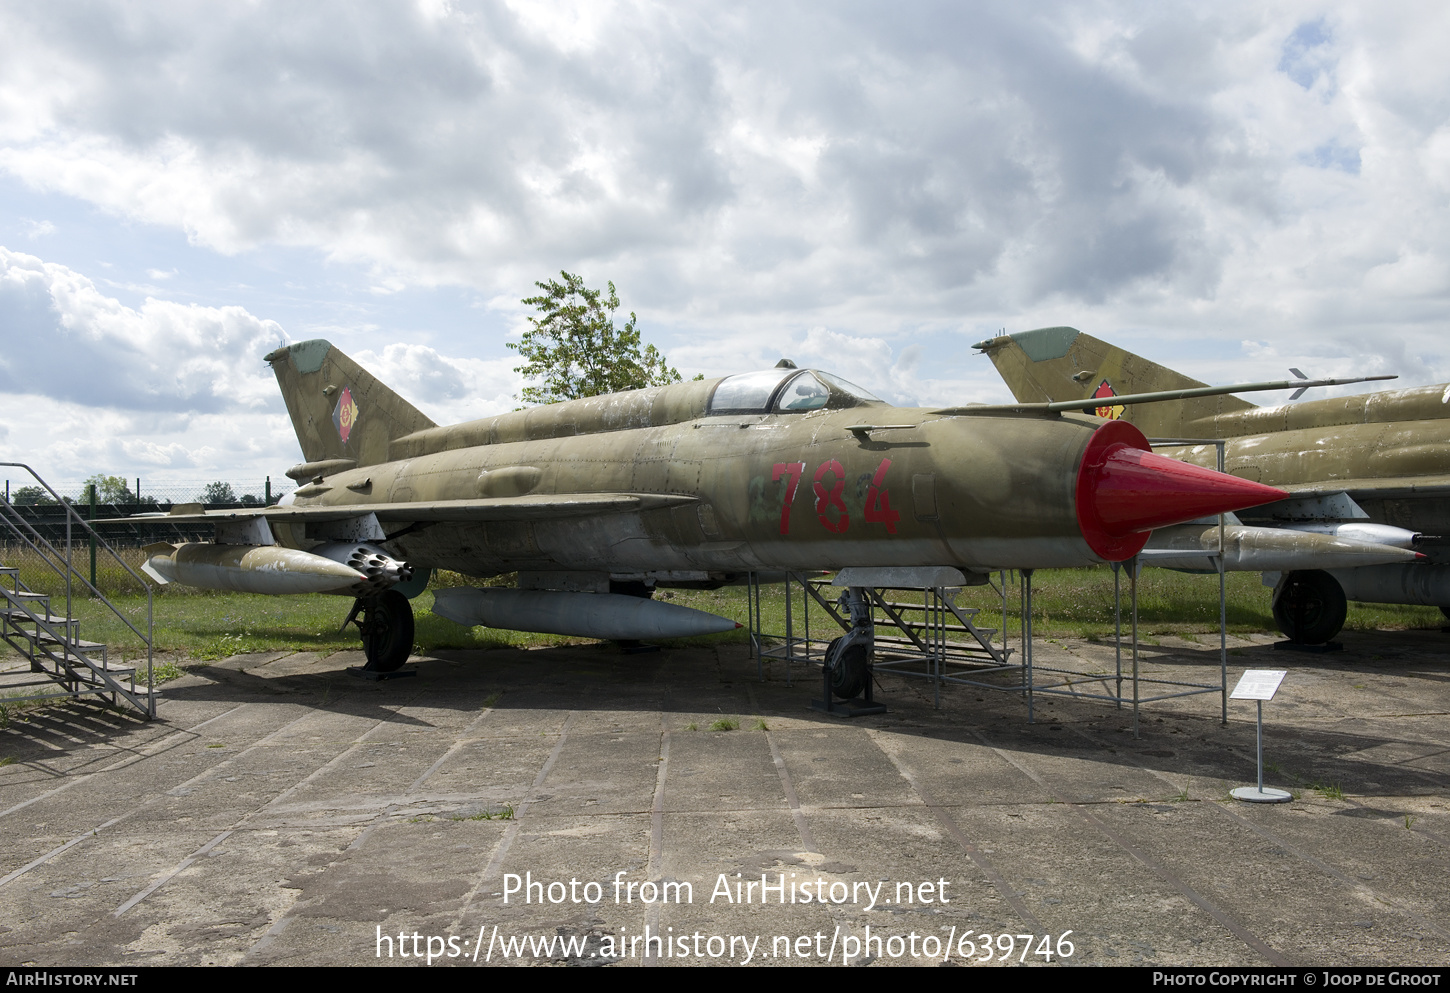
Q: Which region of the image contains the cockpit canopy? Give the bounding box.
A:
[708,369,887,414]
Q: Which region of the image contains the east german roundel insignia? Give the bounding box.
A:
[333,386,359,443]
[1092,380,1125,420]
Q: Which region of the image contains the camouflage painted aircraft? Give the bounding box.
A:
[976,326,1447,643]
[128,338,1356,693]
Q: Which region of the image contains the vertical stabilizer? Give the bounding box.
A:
[974,326,1255,439]
[265,340,436,468]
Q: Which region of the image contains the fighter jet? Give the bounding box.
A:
[129,339,1318,691]
[976,326,1444,643]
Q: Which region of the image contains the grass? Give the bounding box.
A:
[683,722,698,731]
[751,718,769,731]
[3,556,1445,663]
[452,805,514,821]
[152,660,186,683]
[1312,782,1346,801]
[709,718,740,732]
[0,756,13,767]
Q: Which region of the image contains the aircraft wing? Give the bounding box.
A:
[101,492,697,526]
[1275,475,1450,501]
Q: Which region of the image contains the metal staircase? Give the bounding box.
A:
[0,463,155,720]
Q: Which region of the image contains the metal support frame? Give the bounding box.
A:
[0,463,155,719]
[745,438,1234,725]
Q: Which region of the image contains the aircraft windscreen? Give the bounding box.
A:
[817,372,884,404]
[708,369,799,412]
[775,372,830,411]
[708,367,890,414]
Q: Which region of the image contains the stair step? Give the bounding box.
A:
[10,592,51,601]
[1,610,75,625]
[38,637,105,650]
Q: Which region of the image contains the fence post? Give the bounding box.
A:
[88,483,98,588]
[265,476,272,506]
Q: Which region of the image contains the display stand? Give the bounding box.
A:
[1229,669,1292,803]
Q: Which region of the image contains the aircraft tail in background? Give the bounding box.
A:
[973,326,1255,439]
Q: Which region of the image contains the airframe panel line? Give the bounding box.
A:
[0,703,247,822]
[449,710,578,931]
[1,706,307,891]
[866,728,1043,932]
[970,729,1291,967]
[243,698,505,961]
[1068,726,1450,945]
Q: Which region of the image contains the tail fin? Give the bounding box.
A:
[265,340,436,471]
[974,326,1255,439]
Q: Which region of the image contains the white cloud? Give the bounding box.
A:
[0,0,1447,431]
[0,247,286,412]
[353,342,522,425]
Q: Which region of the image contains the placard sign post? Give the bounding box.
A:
[1230,669,1292,803]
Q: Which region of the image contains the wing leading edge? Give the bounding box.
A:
[101,491,698,526]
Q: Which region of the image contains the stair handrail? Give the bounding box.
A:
[0,496,152,645]
[0,585,150,712]
[1,462,154,716]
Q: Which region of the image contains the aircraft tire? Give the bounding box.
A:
[825,636,870,700]
[1272,570,1347,644]
[359,590,414,672]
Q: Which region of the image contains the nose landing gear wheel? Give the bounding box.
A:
[354,590,415,672]
[824,636,870,701]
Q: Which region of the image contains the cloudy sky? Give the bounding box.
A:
[1,1,1447,490]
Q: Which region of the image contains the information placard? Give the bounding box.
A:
[1230,669,1286,701]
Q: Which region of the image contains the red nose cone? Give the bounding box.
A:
[1076,421,1288,561]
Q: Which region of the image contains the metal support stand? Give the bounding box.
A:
[1231,700,1291,803]
[1131,555,1140,738]
[1112,561,1122,708]
[1021,569,1035,723]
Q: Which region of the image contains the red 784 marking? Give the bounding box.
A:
[863,458,900,533]
[772,462,806,535]
[773,458,899,535]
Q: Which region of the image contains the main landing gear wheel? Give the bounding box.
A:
[1272,570,1347,644]
[824,636,870,701]
[355,590,415,672]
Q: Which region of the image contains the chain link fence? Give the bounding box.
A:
[3,476,292,509]
[1,476,296,597]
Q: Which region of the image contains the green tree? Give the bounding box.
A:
[510,272,683,405]
[10,485,55,506]
[200,481,238,504]
[83,474,135,504]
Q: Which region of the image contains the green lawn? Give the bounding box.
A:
[3,564,1442,663]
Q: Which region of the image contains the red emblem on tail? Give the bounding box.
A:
[1092,380,1124,420]
[333,387,359,443]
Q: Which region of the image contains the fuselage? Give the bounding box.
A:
[277,375,1114,578]
[1154,384,1450,539]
